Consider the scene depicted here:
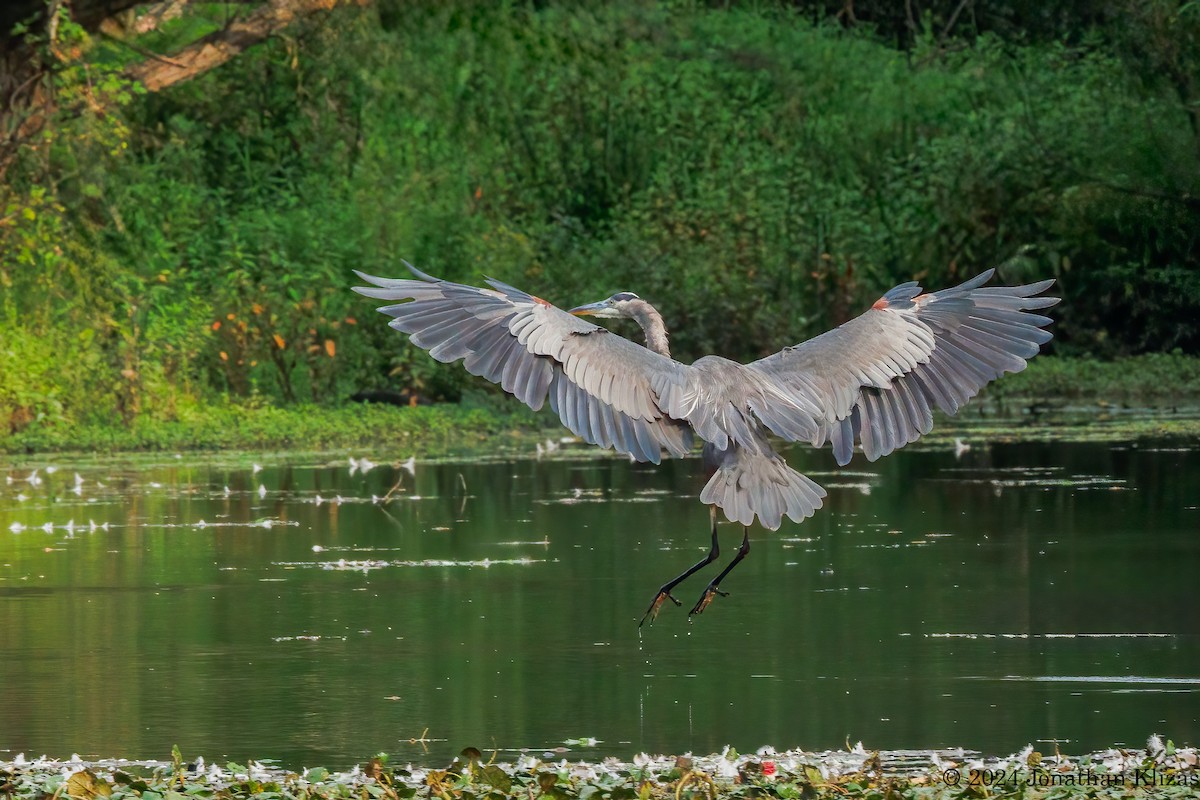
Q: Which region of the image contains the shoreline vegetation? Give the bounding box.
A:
[3,1,1200,460]
[2,739,1198,800]
[2,355,1199,457]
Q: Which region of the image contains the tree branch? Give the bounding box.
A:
[125,0,357,92]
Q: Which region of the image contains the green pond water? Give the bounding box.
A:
[1,432,1198,768]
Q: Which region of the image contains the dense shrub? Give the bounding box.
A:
[1,1,1197,437]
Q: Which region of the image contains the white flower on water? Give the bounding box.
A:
[349,457,377,476]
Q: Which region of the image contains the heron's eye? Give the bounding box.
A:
[611,292,639,302]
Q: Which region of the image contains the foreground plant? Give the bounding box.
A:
[3,738,1198,800]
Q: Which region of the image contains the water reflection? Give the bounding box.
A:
[1,437,1197,767]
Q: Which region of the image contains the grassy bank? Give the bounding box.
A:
[2,355,1198,457]
[983,352,1200,405]
[0,398,549,457]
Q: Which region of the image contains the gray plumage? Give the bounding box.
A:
[354,263,1058,532]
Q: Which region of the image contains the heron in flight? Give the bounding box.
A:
[354,264,1056,623]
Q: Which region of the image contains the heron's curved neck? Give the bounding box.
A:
[627,299,670,358]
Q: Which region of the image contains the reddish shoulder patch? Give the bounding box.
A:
[872,297,889,311]
[531,295,553,307]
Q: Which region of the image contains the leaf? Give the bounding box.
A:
[65,770,112,800]
[273,334,286,349]
[113,772,148,792]
[324,339,336,358]
[480,766,511,793]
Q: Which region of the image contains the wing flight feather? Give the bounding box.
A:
[354,265,693,463]
[751,269,1058,463]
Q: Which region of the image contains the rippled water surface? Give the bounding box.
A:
[1,435,1197,767]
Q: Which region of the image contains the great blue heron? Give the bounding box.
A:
[354,264,1057,623]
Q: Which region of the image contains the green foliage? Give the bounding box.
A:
[2,1,1198,442]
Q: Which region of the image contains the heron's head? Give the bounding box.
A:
[568,292,641,319]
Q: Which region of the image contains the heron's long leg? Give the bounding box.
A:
[689,526,750,616]
[639,506,720,626]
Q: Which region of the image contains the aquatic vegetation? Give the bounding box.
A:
[2,739,1198,800]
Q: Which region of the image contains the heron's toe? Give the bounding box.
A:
[688,585,728,616]
[640,589,682,626]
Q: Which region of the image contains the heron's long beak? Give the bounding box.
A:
[568,300,609,317]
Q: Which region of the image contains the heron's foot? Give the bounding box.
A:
[639,588,683,626]
[688,584,730,617]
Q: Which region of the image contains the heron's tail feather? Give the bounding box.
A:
[700,448,826,530]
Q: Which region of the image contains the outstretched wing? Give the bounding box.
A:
[751,269,1058,464]
[353,264,693,463]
